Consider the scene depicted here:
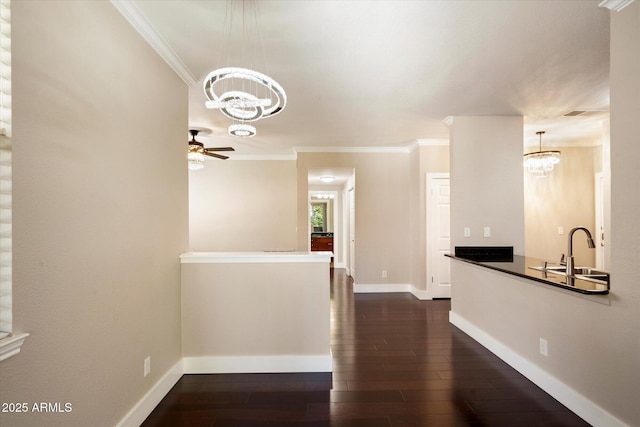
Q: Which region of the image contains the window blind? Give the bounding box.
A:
[0,0,12,339]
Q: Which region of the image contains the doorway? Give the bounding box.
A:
[307,168,355,272]
[426,173,451,299]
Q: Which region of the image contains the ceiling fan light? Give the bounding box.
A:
[188,145,205,170]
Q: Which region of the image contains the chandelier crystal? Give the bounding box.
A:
[203,2,286,138]
[228,123,256,137]
[523,131,560,177]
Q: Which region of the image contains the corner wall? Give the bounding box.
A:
[0,2,188,426]
[608,1,640,421]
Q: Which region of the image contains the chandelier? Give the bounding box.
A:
[204,1,286,138]
[523,131,560,177]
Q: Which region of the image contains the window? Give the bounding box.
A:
[311,203,326,232]
[0,0,12,340]
[0,0,26,361]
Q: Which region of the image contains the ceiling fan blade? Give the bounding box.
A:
[204,147,235,152]
[204,152,230,160]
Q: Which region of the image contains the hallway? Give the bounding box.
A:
[142,269,589,426]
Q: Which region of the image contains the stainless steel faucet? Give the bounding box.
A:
[566,227,596,276]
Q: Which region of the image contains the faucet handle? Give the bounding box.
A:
[560,254,566,265]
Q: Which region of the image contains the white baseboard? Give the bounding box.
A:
[183,355,333,374]
[449,311,627,427]
[353,283,411,293]
[410,286,430,300]
[116,359,183,427]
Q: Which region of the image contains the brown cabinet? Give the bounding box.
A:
[311,236,333,252]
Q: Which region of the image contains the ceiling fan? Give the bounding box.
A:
[188,129,234,160]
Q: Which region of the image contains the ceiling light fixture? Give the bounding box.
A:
[319,176,335,183]
[203,1,286,138]
[188,145,205,170]
[187,129,235,170]
[523,131,561,178]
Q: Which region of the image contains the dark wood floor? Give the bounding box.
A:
[142,269,589,426]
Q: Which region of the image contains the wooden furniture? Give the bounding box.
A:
[311,235,333,252]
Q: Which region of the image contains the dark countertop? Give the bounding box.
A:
[446,254,609,295]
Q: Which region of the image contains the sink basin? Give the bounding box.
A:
[529,265,609,285]
[573,267,605,275]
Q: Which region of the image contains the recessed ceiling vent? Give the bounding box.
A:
[564,110,606,117]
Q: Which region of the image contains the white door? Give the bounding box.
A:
[348,187,355,279]
[427,174,451,299]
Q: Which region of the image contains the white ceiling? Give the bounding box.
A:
[118,0,610,156]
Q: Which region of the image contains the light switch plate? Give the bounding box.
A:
[483,227,491,238]
[539,338,548,357]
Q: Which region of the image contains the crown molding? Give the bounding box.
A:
[295,146,412,154]
[110,0,198,86]
[598,0,635,11]
[442,116,454,126]
[417,138,449,147]
[226,154,297,161]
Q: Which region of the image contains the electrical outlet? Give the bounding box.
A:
[381,270,387,278]
[558,226,564,235]
[144,356,151,377]
[483,227,491,238]
[464,227,471,237]
[539,338,548,357]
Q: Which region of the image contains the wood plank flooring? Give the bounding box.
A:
[142,269,590,426]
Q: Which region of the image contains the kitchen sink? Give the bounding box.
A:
[529,265,609,285]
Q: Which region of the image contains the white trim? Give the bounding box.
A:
[449,311,627,427]
[353,283,411,293]
[183,355,332,374]
[110,1,198,86]
[416,138,449,147]
[180,251,333,264]
[410,286,430,300]
[0,333,29,362]
[599,0,635,11]
[295,146,412,154]
[116,359,183,427]
[227,153,297,161]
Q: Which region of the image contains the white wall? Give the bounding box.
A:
[608,2,640,421]
[449,4,640,423]
[181,256,331,373]
[450,116,525,252]
[189,160,297,252]
[0,2,188,426]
